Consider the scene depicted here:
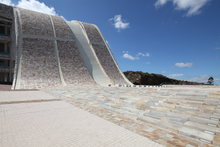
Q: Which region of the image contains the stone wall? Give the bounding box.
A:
[19,9,53,37]
[20,38,61,89]
[0,4,13,19]
[5,4,131,89]
[51,16,74,40]
[82,23,130,85]
[15,8,95,89]
[52,16,95,85]
[16,8,61,89]
[57,41,95,85]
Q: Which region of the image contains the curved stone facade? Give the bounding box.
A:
[20,38,61,89]
[19,8,54,37]
[57,40,95,85]
[82,23,132,85]
[0,3,132,89]
[0,4,13,19]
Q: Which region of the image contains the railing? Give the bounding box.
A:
[0,34,10,41]
[0,66,13,72]
[0,52,10,59]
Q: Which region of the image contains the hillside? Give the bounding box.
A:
[124,71,204,85]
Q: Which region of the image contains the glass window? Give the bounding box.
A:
[7,27,10,35]
[0,60,5,66]
[7,42,10,53]
[0,26,5,35]
[0,43,4,52]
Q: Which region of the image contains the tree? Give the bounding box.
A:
[207,77,214,85]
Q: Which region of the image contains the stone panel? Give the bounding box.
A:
[20,38,61,89]
[0,3,13,19]
[51,16,74,40]
[57,40,95,85]
[82,23,129,85]
[19,8,53,37]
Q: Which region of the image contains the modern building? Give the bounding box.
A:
[0,4,14,84]
[0,3,132,89]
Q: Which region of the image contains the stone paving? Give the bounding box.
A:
[46,85,220,147]
[0,91,57,104]
[0,92,161,147]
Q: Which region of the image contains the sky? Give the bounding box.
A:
[1,0,220,84]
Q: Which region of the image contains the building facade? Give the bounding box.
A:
[0,3,132,89]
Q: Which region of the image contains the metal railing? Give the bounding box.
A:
[0,66,13,72]
[0,52,10,59]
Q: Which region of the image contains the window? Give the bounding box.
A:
[7,42,10,53]
[0,19,11,36]
[0,60,9,67]
[0,26,5,35]
[0,43,4,52]
[0,60,5,66]
[6,27,10,35]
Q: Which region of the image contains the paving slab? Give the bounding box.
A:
[0,91,57,104]
[45,85,220,146]
[0,100,162,147]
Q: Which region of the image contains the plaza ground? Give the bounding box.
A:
[1,85,220,146]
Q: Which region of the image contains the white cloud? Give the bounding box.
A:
[0,0,58,16]
[155,0,211,16]
[122,52,139,60]
[0,0,13,5]
[122,51,151,60]
[175,62,192,68]
[137,52,150,57]
[190,75,209,83]
[169,73,184,78]
[155,0,168,6]
[110,15,130,31]
[17,0,57,15]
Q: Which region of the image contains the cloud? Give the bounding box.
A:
[110,15,130,31]
[190,75,209,83]
[216,78,220,81]
[0,0,58,16]
[122,51,151,60]
[122,52,139,60]
[155,0,211,16]
[169,73,184,78]
[0,0,13,5]
[137,52,150,57]
[17,0,57,15]
[175,62,192,68]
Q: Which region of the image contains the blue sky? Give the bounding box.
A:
[2,0,220,84]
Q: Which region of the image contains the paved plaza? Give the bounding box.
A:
[1,85,220,146]
[0,90,162,147]
[46,85,220,146]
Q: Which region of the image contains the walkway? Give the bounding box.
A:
[0,90,162,147]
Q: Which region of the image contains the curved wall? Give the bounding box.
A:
[14,8,95,89]
[82,23,132,85]
[51,16,95,86]
[67,21,112,86]
[6,5,132,89]
[14,8,61,89]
